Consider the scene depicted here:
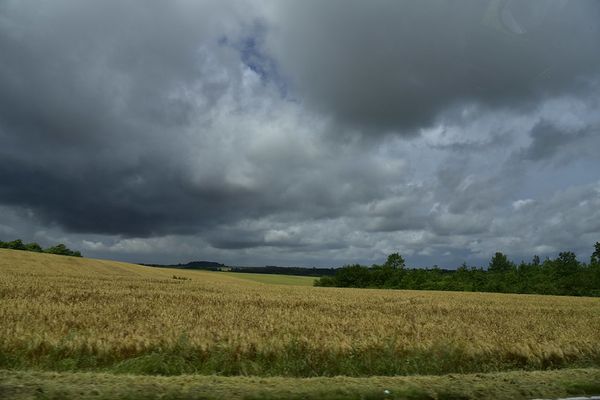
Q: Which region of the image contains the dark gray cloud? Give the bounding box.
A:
[264,0,600,134]
[0,0,265,236]
[520,120,598,163]
[0,0,599,267]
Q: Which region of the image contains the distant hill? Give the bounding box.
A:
[230,265,336,277]
[140,261,336,276]
[176,261,225,270]
[140,260,225,270]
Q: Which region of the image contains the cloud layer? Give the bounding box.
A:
[264,0,600,133]
[0,0,599,267]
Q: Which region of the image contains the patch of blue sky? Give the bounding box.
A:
[218,28,291,99]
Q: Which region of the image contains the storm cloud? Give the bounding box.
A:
[0,0,599,267]
[264,0,600,133]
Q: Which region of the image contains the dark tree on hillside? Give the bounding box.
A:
[24,242,43,252]
[6,239,26,250]
[1,239,81,256]
[44,243,83,257]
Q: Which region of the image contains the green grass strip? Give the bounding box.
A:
[1,368,600,400]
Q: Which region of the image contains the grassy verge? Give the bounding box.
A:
[1,368,600,400]
[2,338,600,377]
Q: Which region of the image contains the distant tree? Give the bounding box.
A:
[334,264,371,288]
[457,262,469,272]
[313,243,600,297]
[590,243,600,295]
[44,243,82,257]
[313,275,336,287]
[554,251,580,277]
[548,251,581,295]
[6,239,26,250]
[24,242,43,253]
[384,253,405,270]
[591,242,600,266]
[488,252,514,273]
[45,243,68,255]
[1,239,82,257]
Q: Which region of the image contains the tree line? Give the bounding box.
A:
[0,239,82,257]
[315,242,600,297]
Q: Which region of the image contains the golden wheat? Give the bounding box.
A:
[1,248,599,375]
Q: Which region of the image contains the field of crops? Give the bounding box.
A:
[2,248,600,380]
[218,271,316,286]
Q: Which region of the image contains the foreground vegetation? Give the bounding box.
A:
[317,243,600,297]
[2,368,600,400]
[1,249,600,378]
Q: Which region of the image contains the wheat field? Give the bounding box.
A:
[1,248,600,377]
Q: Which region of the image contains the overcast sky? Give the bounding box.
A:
[1,0,599,267]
